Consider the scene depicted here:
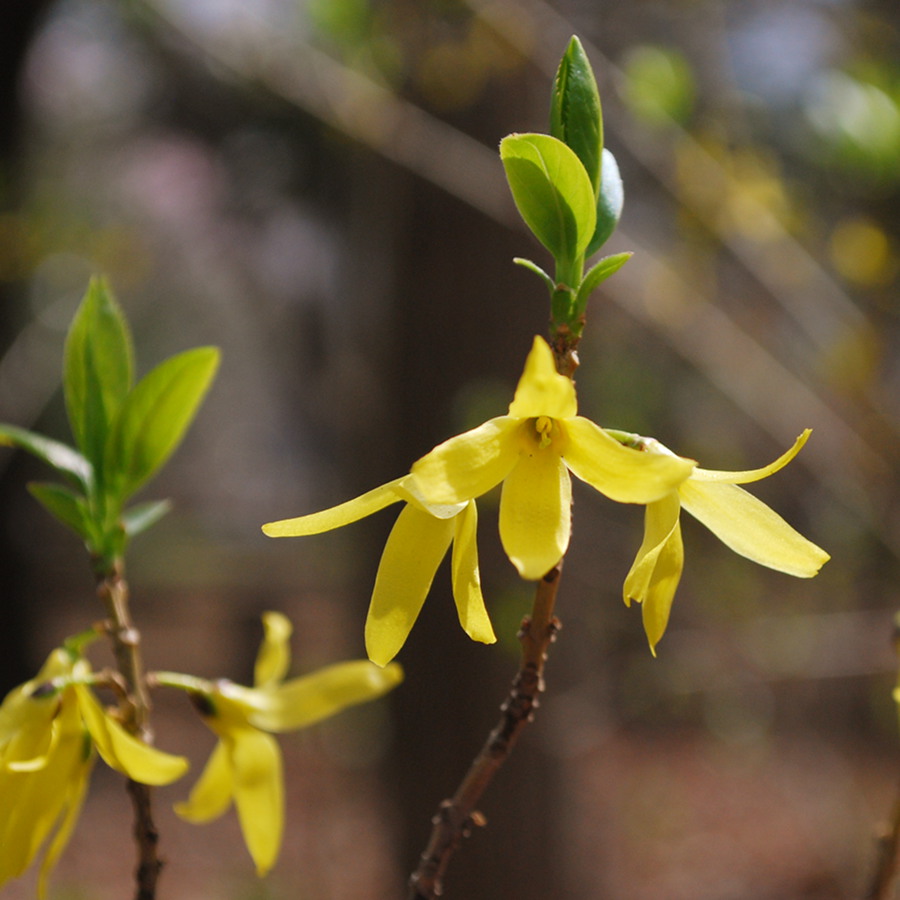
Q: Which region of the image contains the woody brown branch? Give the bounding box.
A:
[96,561,164,900]
[407,562,563,900]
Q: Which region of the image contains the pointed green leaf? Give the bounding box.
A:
[63,277,134,473]
[0,424,92,491]
[513,257,556,293]
[122,499,173,538]
[550,36,603,195]
[105,347,220,499]
[27,482,92,541]
[586,148,625,257]
[500,133,596,264]
[575,252,633,311]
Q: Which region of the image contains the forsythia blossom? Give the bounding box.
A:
[410,336,694,578]
[173,612,403,875]
[0,648,189,897]
[264,336,693,664]
[623,430,830,652]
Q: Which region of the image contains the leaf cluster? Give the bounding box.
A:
[0,278,220,568]
[500,37,631,337]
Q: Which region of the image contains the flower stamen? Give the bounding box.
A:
[535,416,554,448]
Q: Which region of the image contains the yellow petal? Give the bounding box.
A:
[174,739,233,823]
[0,649,72,751]
[36,762,91,900]
[365,504,455,666]
[236,661,403,733]
[393,476,468,520]
[623,493,681,605]
[507,336,577,419]
[261,477,405,537]
[227,728,283,876]
[451,501,496,644]
[564,417,695,503]
[0,699,89,887]
[410,417,520,505]
[499,451,571,580]
[622,494,684,654]
[74,685,188,785]
[692,430,812,483]
[254,612,293,688]
[679,480,830,577]
[640,520,684,655]
[2,695,59,773]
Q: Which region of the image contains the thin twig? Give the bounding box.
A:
[865,781,900,900]
[95,561,163,900]
[407,562,563,899]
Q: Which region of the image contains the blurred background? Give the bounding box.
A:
[1,0,899,898]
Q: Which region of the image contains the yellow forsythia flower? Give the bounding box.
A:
[0,649,188,898]
[624,431,830,652]
[264,336,693,664]
[174,612,402,876]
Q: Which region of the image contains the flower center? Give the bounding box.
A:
[535,416,554,449]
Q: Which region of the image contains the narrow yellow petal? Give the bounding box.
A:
[639,520,684,655]
[499,452,571,580]
[451,501,496,644]
[692,430,812,484]
[74,685,189,785]
[36,763,91,900]
[236,661,403,733]
[680,480,830,577]
[365,504,455,666]
[507,336,578,419]
[622,495,685,654]
[410,417,520,505]
[227,729,283,877]
[261,477,405,537]
[564,417,695,503]
[174,740,233,823]
[254,612,293,688]
[623,493,682,606]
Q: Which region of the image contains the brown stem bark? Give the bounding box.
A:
[407,561,563,899]
[96,561,163,900]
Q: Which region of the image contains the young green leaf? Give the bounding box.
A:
[122,499,173,538]
[550,36,603,195]
[27,482,92,541]
[105,347,220,499]
[500,133,597,266]
[63,277,134,474]
[586,148,625,257]
[575,252,633,312]
[0,424,92,491]
[513,257,556,293]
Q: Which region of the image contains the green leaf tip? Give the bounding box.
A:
[575,252,633,313]
[551,36,603,196]
[0,424,92,491]
[105,346,221,500]
[63,276,134,476]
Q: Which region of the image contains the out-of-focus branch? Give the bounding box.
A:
[865,786,900,900]
[96,563,162,900]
